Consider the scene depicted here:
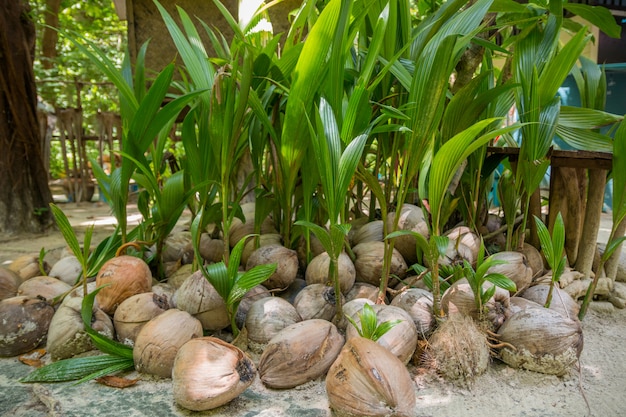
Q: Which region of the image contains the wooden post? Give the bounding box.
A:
[575,169,607,279]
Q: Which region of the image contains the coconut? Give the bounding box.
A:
[0,296,55,357]
[422,314,490,386]
[0,267,21,301]
[486,251,533,294]
[326,337,416,417]
[95,255,153,315]
[172,337,256,411]
[162,231,194,264]
[345,282,380,302]
[48,256,82,285]
[350,220,384,246]
[305,252,356,294]
[353,241,407,287]
[7,255,49,282]
[390,288,435,338]
[520,284,580,320]
[246,244,298,290]
[518,243,544,278]
[114,292,170,345]
[293,284,343,321]
[199,233,225,264]
[296,232,326,269]
[241,233,282,267]
[441,278,510,330]
[234,284,271,329]
[496,307,583,376]
[228,202,277,248]
[337,298,376,332]
[244,297,301,353]
[167,264,194,290]
[46,294,115,361]
[173,270,229,331]
[17,276,72,303]
[386,204,430,265]
[345,304,417,365]
[258,319,344,389]
[133,308,203,378]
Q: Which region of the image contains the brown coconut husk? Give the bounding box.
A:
[421,314,491,387]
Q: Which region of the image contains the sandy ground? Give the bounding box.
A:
[1,201,626,417]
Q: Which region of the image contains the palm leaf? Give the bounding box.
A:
[20,355,133,384]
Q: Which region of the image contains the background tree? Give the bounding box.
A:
[0,0,54,234]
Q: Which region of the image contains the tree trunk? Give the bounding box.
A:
[0,0,54,235]
[41,0,61,69]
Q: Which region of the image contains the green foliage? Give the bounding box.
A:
[191,218,277,337]
[534,213,566,308]
[345,303,402,342]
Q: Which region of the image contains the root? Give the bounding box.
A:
[577,358,591,417]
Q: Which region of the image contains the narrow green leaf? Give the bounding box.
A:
[555,126,613,153]
[551,212,566,264]
[372,319,403,342]
[295,220,333,254]
[534,215,555,265]
[559,106,623,130]
[20,355,134,383]
[49,204,83,263]
[229,263,277,305]
[205,262,232,303]
[601,236,626,262]
[485,273,517,293]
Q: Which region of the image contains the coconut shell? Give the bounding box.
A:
[0,267,21,301]
[350,220,384,246]
[390,288,435,338]
[17,276,72,303]
[345,304,417,364]
[173,270,230,331]
[293,284,342,321]
[345,282,380,303]
[305,252,356,294]
[48,256,82,285]
[258,319,344,389]
[46,294,115,361]
[497,307,583,376]
[199,233,225,264]
[518,243,544,278]
[520,284,580,320]
[133,308,203,378]
[245,297,301,352]
[241,233,282,267]
[0,296,55,357]
[441,278,510,330]
[234,284,271,329]
[486,251,533,294]
[423,315,490,386]
[8,255,49,282]
[172,337,256,411]
[353,241,407,287]
[114,292,170,345]
[326,337,416,417]
[386,204,429,266]
[228,203,277,248]
[246,244,298,290]
[95,255,153,315]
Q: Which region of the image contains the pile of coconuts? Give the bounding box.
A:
[0,203,585,415]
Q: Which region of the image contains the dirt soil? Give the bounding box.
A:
[1,201,626,417]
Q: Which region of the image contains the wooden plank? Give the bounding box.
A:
[486,147,613,170]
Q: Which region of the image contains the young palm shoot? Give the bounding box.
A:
[462,240,517,319]
[295,98,368,324]
[534,213,567,308]
[345,303,402,342]
[191,213,276,337]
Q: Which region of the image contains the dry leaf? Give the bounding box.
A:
[18,349,46,368]
[95,375,139,388]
